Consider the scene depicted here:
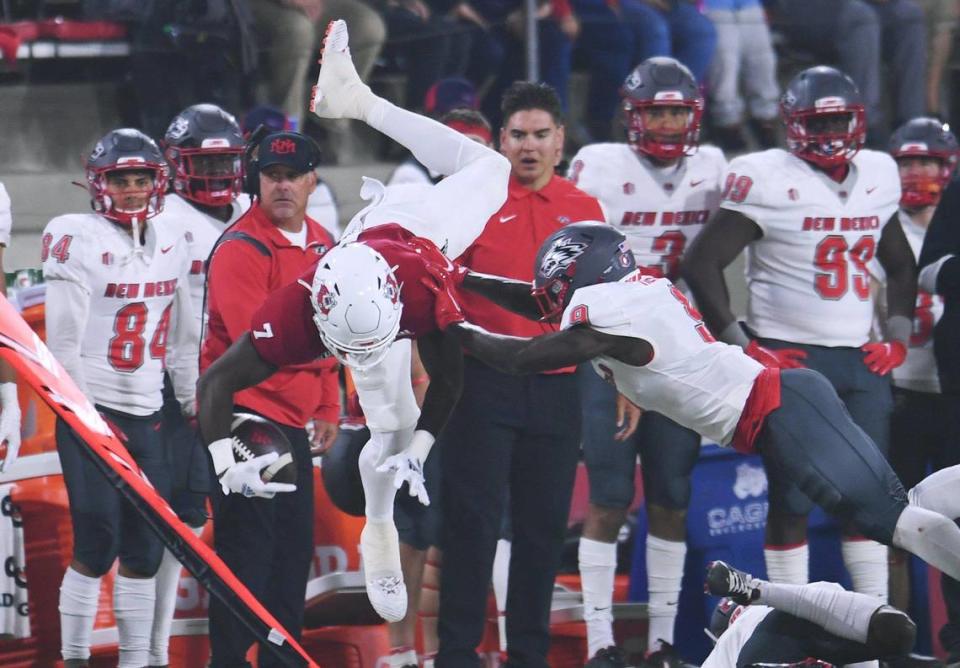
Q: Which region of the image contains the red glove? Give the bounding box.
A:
[745,341,808,369]
[861,341,907,375]
[421,264,466,330]
[408,237,469,286]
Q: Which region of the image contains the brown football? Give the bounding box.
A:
[230,413,297,485]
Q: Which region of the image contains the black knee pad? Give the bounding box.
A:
[869,606,916,657]
[321,428,367,517]
[122,547,164,578]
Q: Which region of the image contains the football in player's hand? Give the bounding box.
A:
[231,413,297,485]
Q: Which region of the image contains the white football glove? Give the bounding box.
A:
[208,438,296,499]
[377,453,429,506]
[0,383,21,474]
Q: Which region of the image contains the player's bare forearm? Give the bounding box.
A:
[682,208,760,337]
[461,271,542,321]
[0,360,14,384]
[197,334,277,445]
[879,214,918,320]
[414,330,463,438]
[446,321,614,374]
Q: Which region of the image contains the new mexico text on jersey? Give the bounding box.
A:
[722,148,900,346]
[569,143,726,280]
[41,213,197,415]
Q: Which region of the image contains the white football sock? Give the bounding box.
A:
[909,464,960,519]
[579,537,617,658]
[387,646,417,667]
[646,536,686,651]
[359,428,414,521]
[493,539,511,652]
[149,549,180,666]
[893,505,960,581]
[365,98,500,179]
[758,580,878,643]
[59,567,101,661]
[764,543,809,584]
[150,527,200,668]
[114,574,156,668]
[842,539,888,602]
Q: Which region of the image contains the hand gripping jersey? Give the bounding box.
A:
[569,143,726,280]
[561,273,763,446]
[41,213,195,415]
[158,192,250,331]
[250,224,449,367]
[888,212,943,393]
[722,148,901,346]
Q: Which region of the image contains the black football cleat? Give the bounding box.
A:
[706,560,760,605]
[642,641,696,668]
[586,645,628,668]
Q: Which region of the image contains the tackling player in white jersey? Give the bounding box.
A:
[682,66,917,597]
[0,182,21,474]
[876,118,960,653]
[566,56,726,668]
[702,560,916,668]
[421,220,960,605]
[147,103,251,668]
[43,128,197,668]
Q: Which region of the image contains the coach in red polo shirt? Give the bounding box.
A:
[200,131,338,668]
[436,83,604,668]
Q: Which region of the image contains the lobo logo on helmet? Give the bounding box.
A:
[624,70,642,91]
[89,142,106,161]
[166,116,190,141]
[539,237,588,278]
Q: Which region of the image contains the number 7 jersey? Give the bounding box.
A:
[722,148,901,346]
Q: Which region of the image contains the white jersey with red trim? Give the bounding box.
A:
[701,604,772,668]
[561,273,763,445]
[0,183,11,247]
[41,213,196,415]
[890,211,942,393]
[158,193,250,331]
[568,143,726,280]
[722,148,900,346]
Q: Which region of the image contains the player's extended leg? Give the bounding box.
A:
[761,369,960,581]
[707,561,916,658]
[354,339,420,622]
[311,19,510,258]
[706,561,917,663]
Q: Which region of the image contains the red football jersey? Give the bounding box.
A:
[250,224,448,368]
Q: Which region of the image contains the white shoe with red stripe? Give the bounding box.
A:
[310,19,377,121]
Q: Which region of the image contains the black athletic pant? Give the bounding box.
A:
[436,358,581,668]
[208,407,314,668]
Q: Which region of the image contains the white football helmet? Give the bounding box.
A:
[309,242,403,370]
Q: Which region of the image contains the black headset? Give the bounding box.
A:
[242,127,323,198]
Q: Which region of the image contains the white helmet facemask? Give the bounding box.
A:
[307,242,403,371]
